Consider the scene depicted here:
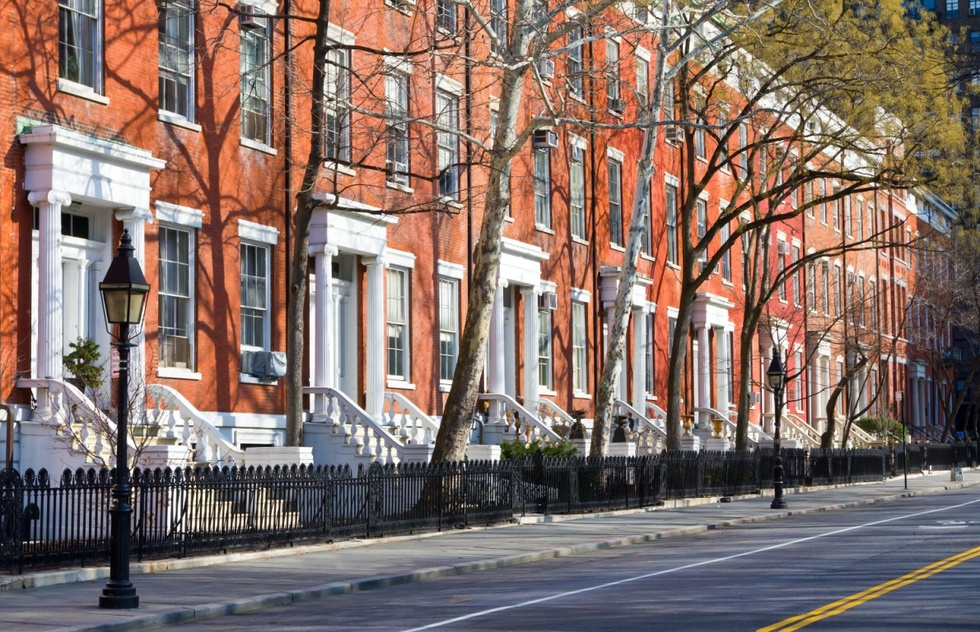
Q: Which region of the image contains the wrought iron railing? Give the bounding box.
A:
[0,444,971,574]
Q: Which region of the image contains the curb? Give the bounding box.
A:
[61,476,980,632]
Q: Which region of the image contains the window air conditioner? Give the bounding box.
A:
[532,129,559,149]
[777,242,790,255]
[240,5,267,29]
[536,59,555,80]
[538,291,558,311]
[664,126,681,143]
[242,350,288,379]
[608,98,626,113]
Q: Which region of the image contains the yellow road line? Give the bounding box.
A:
[758,545,980,632]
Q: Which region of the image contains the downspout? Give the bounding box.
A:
[464,7,477,394]
[283,0,294,348]
[587,23,601,416]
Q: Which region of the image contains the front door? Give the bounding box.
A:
[333,254,358,401]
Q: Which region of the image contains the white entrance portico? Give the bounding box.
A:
[598,266,653,412]
[691,293,735,421]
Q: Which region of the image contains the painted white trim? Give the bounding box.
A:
[571,288,591,303]
[384,54,414,74]
[238,219,279,245]
[437,259,464,279]
[436,74,464,96]
[326,22,356,45]
[155,201,205,228]
[387,248,416,269]
[607,146,626,162]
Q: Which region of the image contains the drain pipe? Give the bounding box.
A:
[2,403,14,470]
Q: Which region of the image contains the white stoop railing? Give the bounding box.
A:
[847,423,876,448]
[304,387,431,465]
[478,393,563,445]
[146,384,245,466]
[696,406,772,446]
[782,413,822,448]
[614,400,666,454]
[536,399,577,436]
[382,392,439,446]
[19,378,127,467]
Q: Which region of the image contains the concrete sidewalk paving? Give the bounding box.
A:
[1,469,977,632]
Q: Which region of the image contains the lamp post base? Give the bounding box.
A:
[770,496,787,510]
[99,583,139,609]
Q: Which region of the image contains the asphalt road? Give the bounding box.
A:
[169,489,980,631]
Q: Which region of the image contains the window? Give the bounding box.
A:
[570,143,586,239]
[696,198,707,266]
[159,0,194,120]
[436,0,457,32]
[856,198,864,240]
[737,123,748,176]
[741,220,751,289]
[606,38,620,109]
[490,0,507,50]
[844,198,852,236]
[821,263,830,315]
[778,241,787,301]
[947,0,959,18]
[818,181,827,224]
[833,265,842,317]
[59,0,102,91]
[159,226,194,370]
[240,10,271,144]
[636,57,649,107]
[832,185,840,231]
[240,242,269,350]
[438,278,458,381]
[721,224,732,282]
[572,301,588,393]
[663,73,675,121]
[792,245,801,306]
[538,310,553,389]
[534,147,551,227]
[858,276,866,327]
[568,27,583,97]
[666,183,679,265]
[437,90,459,199]
[869,280,877,329]
[385,70,410,186]
[387,267,410,380]
[608,158,623,246]
[641,179,652,255]
[325,44,351,163]
[694,119,706,159]
[807,262,816,311]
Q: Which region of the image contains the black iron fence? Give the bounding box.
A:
[0,444,973,574]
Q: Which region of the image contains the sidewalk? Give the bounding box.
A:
[1,469,977,632]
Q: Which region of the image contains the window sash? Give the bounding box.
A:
[325,47,351,163]
[721,224,731,282]
[386,72,410,185]
[696,199,707,262]
[636,58,649,106]
[570,152,585,238]
[534,148,551,226]
[438,278,458,381]
[240,20,271,143]
[666,184,678,265]
[606,39,619,102]
[240,243,269,350]
[387,268,409,379]
[568,28,583,96]
[538,310,552,389]
[490,0,507,48]
[572,302,587,392]
[608,159,623,246]
[159,0,195,119]
[59,0,101,90]
[159,226,193,369]
[436,0,457,31]
[437,91,459,198]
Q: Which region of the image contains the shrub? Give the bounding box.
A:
[499,439,579,460]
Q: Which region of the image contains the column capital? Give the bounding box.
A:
[28,189,71,208]
[520,286,541,297]
[363,253,388,268]
[311,244,339,258]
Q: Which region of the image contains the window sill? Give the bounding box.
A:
[158,368,203,381]
[722,279,734,287]
[504,216,515,223]
[240,136,278,155]
[440,197,463,209]
[571,236,590,246]
[539,388,557,397]
[57,79,109,105]
[239,374,279,385]
[324,161,356,177]
[573,392,592,400]
[535,224,554,234]
[387,379,416,390]
[666,261,681,270]
[158,110,201,132]
[439,382,452,393]
[610,244,626,252]
[386,181,414,194]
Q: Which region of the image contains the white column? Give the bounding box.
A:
[631,307,646,413]
[716,327,730,415]
[488,282,506,395]
[116,207,153,410]
[312,246,337,419]
[521,287,540,414]
[909,378,919,427]
[698,324,710,410]
[364,255,386,419]
[31,190,71,383]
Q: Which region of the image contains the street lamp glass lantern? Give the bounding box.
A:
[767,352,785,391]
[100,230,150,326]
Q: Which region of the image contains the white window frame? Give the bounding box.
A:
[385,59,412,188]
[436,87,460,199]
[606,35,620,107]
[569,135,586,240]
[534,146,551,228]
[568,26,584,98]
[156,202,204,378]
[240,7,272,146]
[665,178,679,266]
[538,309,553,391]
[572,299,588,395]
[158,0,195,122]
[238,220,278,357]
[438,276,459,383]
[59,0,103,95]
[325,24,354,165]
[387,266,411,382]
[607,152,624,247]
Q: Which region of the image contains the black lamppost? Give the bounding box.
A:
[768,351,787,510]
[98,230,149,610]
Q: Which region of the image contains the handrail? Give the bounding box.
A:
[536,398,576,433]
[646,401,668,421]
[146,384,245,466]
[18,377,129,465]
[615,399,666,454]
[383,391,439,445]
[695,406,772,444]
[478,393,562,443]
[782,412,822,448]
[305,386,406,463]
[847,423,876,447]
[614,399,667,437]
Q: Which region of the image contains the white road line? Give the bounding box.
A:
[402,497,980,632]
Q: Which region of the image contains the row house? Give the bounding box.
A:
[0,0,951,472]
